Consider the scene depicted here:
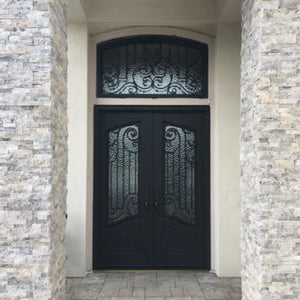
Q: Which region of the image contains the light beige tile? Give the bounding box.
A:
[118,287,132,296]
[111,297,144,300]
[146,287,171,296]
[99,287,120,297]
[133,287,145,297]
[192,296,205,300]
[166,297,193,300]
[170,287,184,297]
[158,280,176,288]
[183,287,203,297]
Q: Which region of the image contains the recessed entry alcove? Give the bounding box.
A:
[66,6,241,280]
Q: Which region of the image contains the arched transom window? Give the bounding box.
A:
[97,35,209,98]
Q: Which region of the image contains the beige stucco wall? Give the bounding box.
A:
[214,22,241,277]
[66,22,89,277]
[66,22,241,277]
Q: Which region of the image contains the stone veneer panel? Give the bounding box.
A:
[0,0,68,299]
[241,0,300,299]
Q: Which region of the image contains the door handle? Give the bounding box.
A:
[153,188,160,216]
[144,188,151,216]
[154,201,159,216]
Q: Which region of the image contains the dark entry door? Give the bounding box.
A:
[93,106,210,269]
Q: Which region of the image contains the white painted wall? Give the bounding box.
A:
[214,22,241,277]
[87,0,217,36]
[66,22,242,277]
[66,22,89,277]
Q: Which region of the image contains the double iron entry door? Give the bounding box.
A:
[93,106,210,269]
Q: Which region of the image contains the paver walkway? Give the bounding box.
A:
[66,271,241,300]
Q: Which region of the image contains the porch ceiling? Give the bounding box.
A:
[67,0,241,36]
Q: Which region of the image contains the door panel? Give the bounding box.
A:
[93,110,153,268]
[93,106,210,269]
[152,110,210,268]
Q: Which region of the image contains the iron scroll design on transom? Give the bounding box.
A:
[97,36,208,98]
[164,123,196,225]
[107,124,139,225]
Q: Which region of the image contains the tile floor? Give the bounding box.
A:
[66,271,241,300]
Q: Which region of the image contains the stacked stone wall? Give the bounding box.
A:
[0,0,67,299]
[241,0,300,299]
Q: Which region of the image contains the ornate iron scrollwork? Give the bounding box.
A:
[164,124,196,224]
[108,124,139,224]
[97,36,208,98]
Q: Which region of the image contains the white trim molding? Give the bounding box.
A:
[89,26,215,106]
[87,26,216,272]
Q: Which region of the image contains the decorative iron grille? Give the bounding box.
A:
[164,123,196,224]
[97,36,208,98]
[108,124,139,225]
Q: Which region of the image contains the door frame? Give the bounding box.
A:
[88,27,215,271]
[93,105,211,269]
